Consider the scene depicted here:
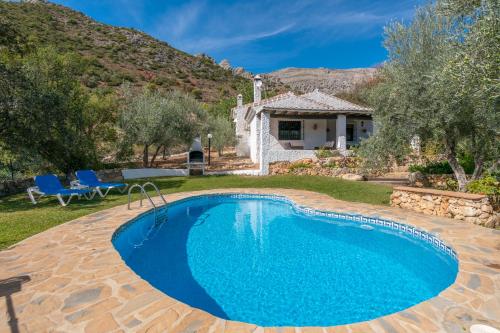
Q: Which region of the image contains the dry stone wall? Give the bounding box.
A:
[269,157,363,178]
[391,186,498,228]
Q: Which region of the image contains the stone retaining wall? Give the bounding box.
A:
[391,186,498,228]
[270,157,362,178]
[0,178,34,197]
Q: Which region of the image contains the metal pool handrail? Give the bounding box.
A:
[127,182,167,210]
[142,182,167,205]
[128,184,156,210]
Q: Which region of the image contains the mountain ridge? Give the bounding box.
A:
[266,67,378,95]
[0,0,260,102]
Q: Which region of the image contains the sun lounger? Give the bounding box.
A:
[27,174,96,206]
[74,170,128,198]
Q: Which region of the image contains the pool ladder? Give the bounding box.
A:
[127,182,168,223]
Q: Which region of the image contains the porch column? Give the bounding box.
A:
[336,114,347,154]
[259,111,270,175]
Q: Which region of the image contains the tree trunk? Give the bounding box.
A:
[471,156,484,181]
[470,132,484,181]
[8,159,14,181]
[143,145,149,168]
[487,159,499,174]
[149,146,162,168]
[444,138,468,191]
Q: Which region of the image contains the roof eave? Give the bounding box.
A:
[260,107,373,115]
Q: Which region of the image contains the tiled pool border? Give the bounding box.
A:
[113,193,458,261]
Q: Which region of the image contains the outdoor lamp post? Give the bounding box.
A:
[207,133,212,166]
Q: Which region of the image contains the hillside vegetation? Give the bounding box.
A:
[0,1,257,102]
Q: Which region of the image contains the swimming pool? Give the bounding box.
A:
[113,194,458,327]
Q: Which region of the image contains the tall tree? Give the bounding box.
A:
[359,3,499,191]
[206,116,236,156]
[119,88,207,167]
[0,47,97,175]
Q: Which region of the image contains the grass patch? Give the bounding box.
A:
[0,175,392,249]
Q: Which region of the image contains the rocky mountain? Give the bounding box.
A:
[218,59,253,80]
[267,67,378,94]
[0,1,256,102]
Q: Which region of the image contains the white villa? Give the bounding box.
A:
[232,75,374,175]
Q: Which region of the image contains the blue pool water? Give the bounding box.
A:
[113,195,458,327]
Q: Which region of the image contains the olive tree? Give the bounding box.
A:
[206,116,236,156]
[436,0,500,181]
[119,88,207,167]
[359,3,499,191]
[0,47,97,175]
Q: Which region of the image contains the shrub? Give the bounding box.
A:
[315,148,334,159]
[408,164,426,173]
[289,162,312,172]
[445,179,458,191]
[467,175,500,208]
[324,162,338,169]
[467,175,499,196]
[425,161,453,174]
[192,89,203,100]
[409,157,474,175]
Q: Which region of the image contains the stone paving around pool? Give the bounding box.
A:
[0,189,498,333]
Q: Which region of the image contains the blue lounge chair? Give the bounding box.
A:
[74,170,128,198]
[27,174,96,207]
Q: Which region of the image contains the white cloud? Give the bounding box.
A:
[149,0,420,54]
[178,24,295,52]
[154,1,205,39]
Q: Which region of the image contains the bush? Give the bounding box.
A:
[315,148,342,159]
[323,157,360,169]
[289,162,312,172]
[467,175,499,196]
[409,157,475,175]
[408,164,426,173]
[445,179,458,191]
[192,88,203,100]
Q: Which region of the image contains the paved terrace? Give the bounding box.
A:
[0,189,498,333]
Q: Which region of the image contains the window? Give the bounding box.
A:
[278,121,302,140]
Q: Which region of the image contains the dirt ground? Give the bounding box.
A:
[149,148,258,171]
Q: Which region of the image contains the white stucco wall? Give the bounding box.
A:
[249,116,259,163]
[234,107,250,156]
[268,150,316,163]
[122,169,188,179]
[259,112,271,175]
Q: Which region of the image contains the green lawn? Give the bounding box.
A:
[0,175,392,250]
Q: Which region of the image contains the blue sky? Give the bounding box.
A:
[50,0,424,73]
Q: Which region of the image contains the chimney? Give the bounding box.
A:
[253,74,262,103]
[237,94,243,107]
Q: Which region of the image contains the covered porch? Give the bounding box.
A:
[258,109,374,174]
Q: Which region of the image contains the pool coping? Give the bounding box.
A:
[0,188,499,332]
